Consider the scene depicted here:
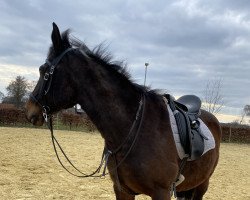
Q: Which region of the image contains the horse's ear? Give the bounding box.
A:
[51,22,63,53]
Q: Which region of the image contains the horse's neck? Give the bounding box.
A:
[77,63,141,148]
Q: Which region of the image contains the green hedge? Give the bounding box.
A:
[221,124,250,143]
[0,107,96,132]
[1,107,249,142]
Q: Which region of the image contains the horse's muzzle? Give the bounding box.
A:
[25,99,44,126]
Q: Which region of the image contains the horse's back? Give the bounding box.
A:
[200,109,222,145]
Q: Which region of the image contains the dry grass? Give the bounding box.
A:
[0,127,249,199]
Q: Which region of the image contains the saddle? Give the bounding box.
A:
[165,94,207,160]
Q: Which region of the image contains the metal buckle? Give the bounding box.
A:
[43,112,48,122]
[49,65,55,74]
[43,106,50,122]
[44,72,49,80]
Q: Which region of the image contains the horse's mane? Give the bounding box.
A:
[54,30,161,96]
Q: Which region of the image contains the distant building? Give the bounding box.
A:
[75,104,85,115]
[63,104,85,115]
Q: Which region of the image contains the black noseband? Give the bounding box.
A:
[30,48,75,118]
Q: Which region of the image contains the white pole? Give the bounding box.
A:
[144,63,149,86]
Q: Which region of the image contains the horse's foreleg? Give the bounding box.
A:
[114,185,135,200]
[192,179,209,200]
[176,189,195,200]
[176,179,210,200]
[151,188,171,200]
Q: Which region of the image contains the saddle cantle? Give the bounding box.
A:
[165,94,207,160]
[175,95,201,114]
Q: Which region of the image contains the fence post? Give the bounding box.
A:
[229,126,232,142]
[56,113,59,130]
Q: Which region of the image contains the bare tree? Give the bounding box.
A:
[240,105,250,124]
[202,78,224,114]
[0,91,4,102]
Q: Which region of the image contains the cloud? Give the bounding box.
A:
[0,63,39,94]
[0,0,249,116]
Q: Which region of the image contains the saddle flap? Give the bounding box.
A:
[164,94,205,160]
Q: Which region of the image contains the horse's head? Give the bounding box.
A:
[25,23,77,126]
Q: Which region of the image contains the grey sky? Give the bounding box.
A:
[0,0,249,116]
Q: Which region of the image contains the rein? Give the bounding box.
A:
[46,116,102,177]
[43,93,145,178]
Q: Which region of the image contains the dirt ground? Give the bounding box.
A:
[0,127,249,200]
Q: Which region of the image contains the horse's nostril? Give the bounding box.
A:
[28,114,44,126]
[27,114,37,125]
[30,118,35,124]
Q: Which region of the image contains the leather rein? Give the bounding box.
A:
[30,47,146,179]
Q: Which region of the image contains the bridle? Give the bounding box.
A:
[30,47,75,120]
[29,47,146,188]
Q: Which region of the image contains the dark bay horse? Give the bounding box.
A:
[25,23,221,200]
